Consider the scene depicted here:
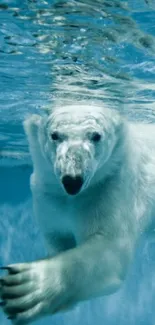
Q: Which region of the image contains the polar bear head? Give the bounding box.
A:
[37,105,124,196]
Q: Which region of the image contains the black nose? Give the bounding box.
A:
[62,175,83,195]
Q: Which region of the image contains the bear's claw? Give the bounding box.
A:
[0,259,65,323]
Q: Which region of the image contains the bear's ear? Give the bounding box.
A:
[23,114,43,144]
[109,110,125,133]
[42,107,52,115]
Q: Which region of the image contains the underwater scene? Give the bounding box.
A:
[1,0,155,324]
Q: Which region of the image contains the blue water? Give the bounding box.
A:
[1,0,155,324]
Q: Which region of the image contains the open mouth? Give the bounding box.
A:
[62,175,83,195]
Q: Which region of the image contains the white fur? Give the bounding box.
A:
[2,104,155,324]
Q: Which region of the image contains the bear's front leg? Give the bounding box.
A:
[0,232,133,324]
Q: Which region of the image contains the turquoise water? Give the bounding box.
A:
[1,0,155,324]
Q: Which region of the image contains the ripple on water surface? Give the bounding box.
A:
[0,0,155,161]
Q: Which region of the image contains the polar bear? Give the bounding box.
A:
[1,104,155,324]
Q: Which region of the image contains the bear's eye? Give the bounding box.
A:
[91,132,101,142]
[51,132,59,141]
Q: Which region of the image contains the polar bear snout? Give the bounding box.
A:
[62,174,83,195]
